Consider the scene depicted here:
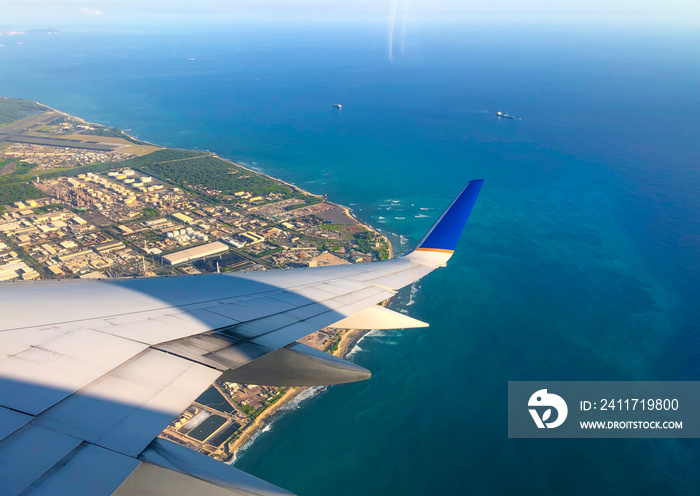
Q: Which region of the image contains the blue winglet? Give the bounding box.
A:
[413,179,484,253]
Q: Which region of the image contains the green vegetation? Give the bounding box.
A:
[354,231,373,253]
[86,125,148,145]
[0,98,46,125]
[142,230,165,242]
[46,115,67,126]
[125,152,293,198]
[260,246,284,257]
[329,335,341,353]
[139,207,160,221]
[238,403,256,417]
[0,182,44,207]
[116,148,207,167]
[0,158,38,183]
[376,239,390,260]
[354,230,390,260]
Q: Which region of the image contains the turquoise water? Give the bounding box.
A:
[1,23,699,494]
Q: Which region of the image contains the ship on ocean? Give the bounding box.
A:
[332,103,342,109]
[497,110,515,119]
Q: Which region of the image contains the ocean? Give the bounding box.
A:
[1,22,699,494]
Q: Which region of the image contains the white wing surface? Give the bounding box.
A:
[0,180,484,495]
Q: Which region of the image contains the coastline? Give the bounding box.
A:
[223,326,379,461]
[211,151,395,259]
[12,100,396,462]
[223,294,394,462]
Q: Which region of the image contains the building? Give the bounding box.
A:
[162,241,229,266]
[93,240,126,254]
[172,212,194,224]
[240,232,265,245]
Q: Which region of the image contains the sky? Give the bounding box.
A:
[2,0,699,31]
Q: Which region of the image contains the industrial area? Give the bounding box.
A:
[0,98,392,460]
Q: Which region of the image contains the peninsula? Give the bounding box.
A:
[0,97,393,462]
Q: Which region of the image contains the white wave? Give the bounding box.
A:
[345,344,364,358]
[366,329,389,339]
[420,207,431,211]
[238,161,264,173]
[350,328,387,355]
[394,216,405,220]
[229,429,265,465]
[279,386,326,413]
[415,214,429,218]
[405,282,420,307]
[399,235,409,245]
[378,216,385,220]
[230,385,328,464]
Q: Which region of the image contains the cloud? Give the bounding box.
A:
[78,7,102,16]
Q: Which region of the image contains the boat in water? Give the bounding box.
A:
[497,111,515,119]
[332,103,342,109]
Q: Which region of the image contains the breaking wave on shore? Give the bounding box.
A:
[230,385,327,464]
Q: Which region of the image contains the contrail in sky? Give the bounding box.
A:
[387,0,400,61]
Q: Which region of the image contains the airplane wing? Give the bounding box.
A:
[0,180,484,496]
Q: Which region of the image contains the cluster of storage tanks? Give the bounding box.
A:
[166,227,209,243]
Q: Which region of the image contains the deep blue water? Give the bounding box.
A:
[2,23,699,494]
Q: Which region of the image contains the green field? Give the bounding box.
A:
[0,182,44,208]
[0,97,47,126]
[118,149,294,198]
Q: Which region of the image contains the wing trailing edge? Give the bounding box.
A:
[219,342,371,386]
[113,439,295,496]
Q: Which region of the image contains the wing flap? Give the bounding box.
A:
[0,328,148,415]
[0,424,82,495]
[34,349,221,457]
[220,342,371,386]
[23,443,140,496]
[150,284,394,377]
[0,406,32,443]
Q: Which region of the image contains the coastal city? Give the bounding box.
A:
[0,98,391,462]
